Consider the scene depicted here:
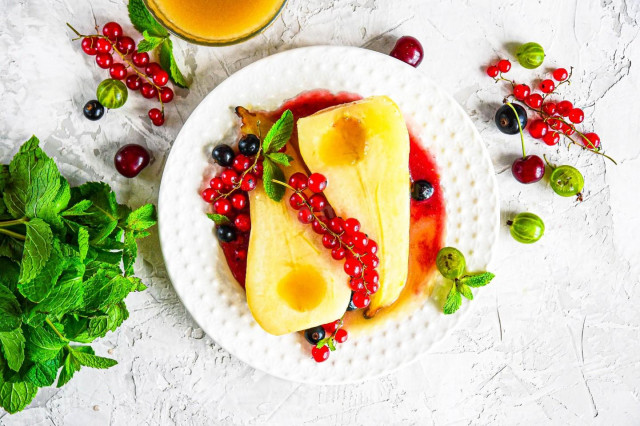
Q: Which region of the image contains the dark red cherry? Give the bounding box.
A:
[114,144,151,178]
[511,155,545,184]
[390,36,424,67]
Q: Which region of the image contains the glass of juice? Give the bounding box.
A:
[144,0,287,46]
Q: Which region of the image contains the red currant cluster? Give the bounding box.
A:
[69,22,174,126]
[310,319,349,363]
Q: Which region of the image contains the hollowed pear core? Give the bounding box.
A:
[318,115,367,166]
[277,268,327,312]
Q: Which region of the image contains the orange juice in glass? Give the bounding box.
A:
[144,0,287,46]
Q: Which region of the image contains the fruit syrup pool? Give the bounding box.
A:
[214,90,445,331]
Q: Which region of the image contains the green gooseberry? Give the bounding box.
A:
[516,42,545,69]
[96,79,128,109]
[436,247,466,279]
[550,165,584,197]
[508,212,545,244]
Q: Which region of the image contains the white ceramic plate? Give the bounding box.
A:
[158,46,499,384]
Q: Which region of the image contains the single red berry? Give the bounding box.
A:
[126,75,142,90]
[298,207,314,224]
[221,169,239,187]
[539,79,555,93]
[230,192,247,210]
[390,36,424,67]
[344,258,362,276]
[160,87,174,103]
[145,62,162,76]
[234,214,251,232]
[311,217,327,234]
[95,38,112,53]
[352,292,371,309]
[289,193,308,210]
[513,84,531,101]
[81,37,98,55]
[581,132,600,149]
[352,232,369,252]
[322,234,338,249]
[254,161,263,178]
[323,320,341,334]
[553,68,569,81]
[151,115,165,126]
[497,59,511,73]
[308,173,327,193]
[132,52,150,67]
[309,194,327,212]
[542,102,556,115]
[140,83,157,99]
[548,117,563,130]
[288,172,308,190]
[102,22,123,41]
[109,63,127,80]
[95,52,113,69]
[568,108,584,124]
[115,36,135,55]
[328,217,344,233]
[349,277,366,292]
[367,240,378,255]
[528,119,549,139]
[343,218,360,235]
[341,234,354,247]
[563,124,575,136]
[367,281,380,294]
[210,177,224,191]
[214,199,232,215]
[232,154,251,172]
[201,188,217,203]
[148,108,163,122]
[363,254,379,268]
[331,246,346,260]
[364,269,379,285]
[311,345,330,363]
[334,329,348,344]
[542,131,560,146]
[556,100,573,116]
[486,66,499,78]
[240,174,257,191]
[152,70,169,86]
[525,93,543,109]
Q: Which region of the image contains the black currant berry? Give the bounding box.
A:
[216,225,236,243]
[83,100,105,121]
[304,326,326,345]
[346,292,358,311]
[411,180,434,201]
[212,144,235,167]
[495,103,527,135]
[238,134,260,156]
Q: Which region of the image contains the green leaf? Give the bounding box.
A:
[19,218,53,283]
[0,380,37,414]
[443,284,462,315]
[262,110,293,154]
[138,30,166,53]
[128,0,168,37]
[206,213,231,225]
[25,326,66,362]
[458,282,474,300]
[56,349,80,388]
[0,284,21,331]
[266,153,293,167]
[18,240,64,302]
[262,159,285,202]
[0,165,9,193]
[82,269,135,311]
[51,178,71,214]
[0,236,23,265]
[122,231,137,277]
[35,259,85,316]
[159,38,188,88]
[125,204,157,231]
[0,328,25,371]
[87,316,108,338]
[90,220,118,245]
[459,272,495,288]
[73,351,117,369]
[61,199,92,217]
[0,258,19,293]
[106,302,129,332]
[78,226,89,261]
[70,182,118,225]
[25,356,61,387]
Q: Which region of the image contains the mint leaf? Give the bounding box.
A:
[35,258,85,315]
[159,38,188,88]
[0,258,19,293]
[61,199,92,216]
[0,328,26,371]
[266,153,293,167]
[87,316,108,338]
[459,272,495,288]
[0,380,37,414]
[19,218,53,283]
[106,302,129,332]
[0,165,9,193]
[25,326,66,362]
[443,284,462,315]
[82,269,135,311]
[206,213,231,225]
[0,284,21,331]
[0,237,22,265]
[458,282,473,300]
[262,110,293,153]
[51,178,71,214]
[25,356,61,387]
[262,159,285,202]
[56,349,80,388]
[78,226,89,261]
[18,240,65,302]
[70,182,118,225]
[125,204,157,231]
[138,30,166,53]
[122,231,137,277]
[128,0,168,37]
[73,351,117,369]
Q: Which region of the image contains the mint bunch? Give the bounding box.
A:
[0,137,156,413]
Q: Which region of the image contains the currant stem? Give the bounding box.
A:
[505,101,526,158]
[212,145,263,203]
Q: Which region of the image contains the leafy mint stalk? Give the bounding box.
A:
[0,136,156,413]
[261,110,294,202]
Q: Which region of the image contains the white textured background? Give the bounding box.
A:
[1,0,639,424]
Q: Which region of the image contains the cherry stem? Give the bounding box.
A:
[505,102,526,159]
[542,154,556,170]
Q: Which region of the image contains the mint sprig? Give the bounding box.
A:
[207,213,231,226]
[261,110,294,202]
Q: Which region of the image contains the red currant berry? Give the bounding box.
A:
[132,52,150,67]
[581,132,600,149]
[553,68,569,81]
[344,258,362,276]
[109,63,127,80]
[160,87,174,103]
[298,207,314,224]
[288,172,308,190]
[367,281,380,294]
[213,199,232,215]
[311,217,327,234]
[528,119,549,139]
[556,100,573,116]
[349,277,366,292]
[145,62,162,76]
[240,174,257,191]
[334,329,348,344]
[568,108,584,124]
[232,154,252,172]
[563,124,575,136]
[323,320,341,334]
[125,75,142,90]
[210,177,224,191]
[539,79,555,93]
[352,292,370,309]
[328,217,344,233]
[151,115,165,127]
[311,345,330,363]
[352,232,369,252]
[102,22,123,41]
[308,173,327,193]
[148,108,163,123]
[230,192,247,210]
[254,161,263,178]
[331,246,346,260]
[152,70,169,86]
[289,192,308,210]
[367,240,378,255]
[341,234,354,247]
[115,36,135,55]
[234,214,251,232]
[343,218,360,235]
[95,38,112,53]
[548,118,563,130]
[322,234,338,249]
[513,84,530,101]
[81,37,98,55]
[201,188,217,203]
[390,36,424,67]
[497,59,511,73]
[221,169,239,187]
[363,254,379,268]
[95,52,113,69]
[140,83,157,99]
[542,102,557,115]
[525,93,543,109]
[486,66,499,78]
[364,269,379,285]
[309,194,327,212]
[542,131,560,146]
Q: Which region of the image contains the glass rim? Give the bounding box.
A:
[143,0,288,47]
